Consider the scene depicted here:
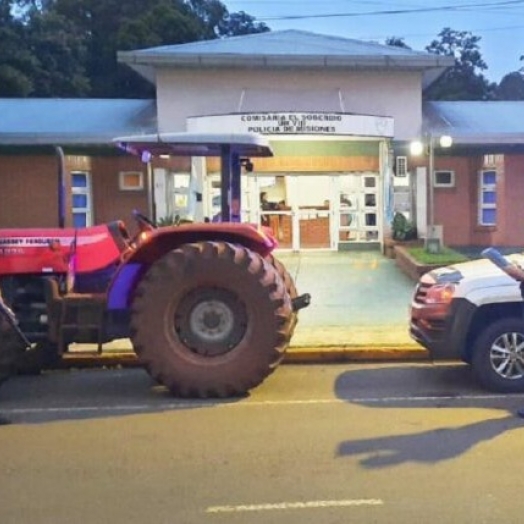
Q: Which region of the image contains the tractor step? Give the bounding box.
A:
[59,351,139,369]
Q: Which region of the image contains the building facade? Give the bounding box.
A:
[117,30,452,250]
[2,31,524,251]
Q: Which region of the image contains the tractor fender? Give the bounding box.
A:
[106,223,277,310]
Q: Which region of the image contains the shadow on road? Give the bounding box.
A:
[334,363,524,468]
[0,368,244,424]
[337,415,522,467]
[334,362,486,402]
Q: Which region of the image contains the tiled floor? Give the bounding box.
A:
[275,250,419,347]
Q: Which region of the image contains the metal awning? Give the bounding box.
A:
[113,132,273,158]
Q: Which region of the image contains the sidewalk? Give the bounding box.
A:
[279,250,428,362]
[67,250,428,366]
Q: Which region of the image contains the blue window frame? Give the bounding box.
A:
[71,171,92,227]
[478,170,496,226]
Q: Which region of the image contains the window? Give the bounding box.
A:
[478,170,497,226]
[434,170,455,188]
[172,172,190,213]
[119,171,144,191]
[71,171,93,228]
[483,154,503,167]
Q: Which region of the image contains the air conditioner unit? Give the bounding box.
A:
[395,156,408,177]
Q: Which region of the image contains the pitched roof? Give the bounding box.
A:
[118,29,453,87]
[0,98,157,145]
[423,101,524,145]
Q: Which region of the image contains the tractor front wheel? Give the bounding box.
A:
[130,242,293,398]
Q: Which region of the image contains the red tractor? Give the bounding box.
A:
[0,133,310,397]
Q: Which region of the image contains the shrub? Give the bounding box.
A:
[156,214,193,226]
[391,212,417,241]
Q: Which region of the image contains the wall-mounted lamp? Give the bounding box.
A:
[240,158,254,172]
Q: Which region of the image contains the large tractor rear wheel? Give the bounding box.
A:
[130,242,293,398]
[267,254,299,337]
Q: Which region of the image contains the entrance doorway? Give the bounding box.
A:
[252,173,382,251]
[254,174,334,251]
[337,173,381,247]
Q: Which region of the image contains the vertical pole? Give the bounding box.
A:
[230,153,241,223]
[220,145,231,222]
[428,135,434,238]
[55,146,66,228]
[146,161,155,222]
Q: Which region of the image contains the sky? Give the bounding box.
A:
[222,0,524,83]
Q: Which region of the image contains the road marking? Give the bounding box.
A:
[2,393,522,417]
[206,498,384,513]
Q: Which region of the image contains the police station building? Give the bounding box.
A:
[117,30,453,251]
[22,31,524,252]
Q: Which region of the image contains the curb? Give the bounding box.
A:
[53,345,429,369]
[284,346,429,363]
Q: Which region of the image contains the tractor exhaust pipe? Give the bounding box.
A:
[55,146,66,228]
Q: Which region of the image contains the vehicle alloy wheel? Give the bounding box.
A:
[472,317,524,393]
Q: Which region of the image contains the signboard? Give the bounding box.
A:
[187,112,394,138]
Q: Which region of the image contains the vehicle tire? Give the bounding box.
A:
[130,242,294,398]
[267,254,299,336]
[472,317,524,393]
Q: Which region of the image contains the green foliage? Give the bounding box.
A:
[0,3,517,100]
[423,28,496,101]
[385,37,411,50]
[391,212,417,241]
[495,72,524,100]
[27,10,90,96]
[0,0,36,96]
[2,0,271,98]
[217,11,269,37]
[156,214,193,227]
[407,246,469,265]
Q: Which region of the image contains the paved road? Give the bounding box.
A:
[1,363,524,523]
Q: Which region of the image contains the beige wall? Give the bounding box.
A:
[156,68,422,141]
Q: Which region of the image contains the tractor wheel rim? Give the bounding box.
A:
[189,300,235,343]
[175,287,247,357]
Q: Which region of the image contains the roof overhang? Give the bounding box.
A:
[118,50,454,88]
[113,131,274,158]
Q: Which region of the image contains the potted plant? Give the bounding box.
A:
[391,212,417,241]
[156,214,193,227]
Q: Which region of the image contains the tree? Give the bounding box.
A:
[187,0,228,39]
[423,28,495,101]
[26,9,90,96]
[45,0,270,97]
[495,71,524,100]
[0,0,36,96]
[385,37,411,50]
[217,10,269,37]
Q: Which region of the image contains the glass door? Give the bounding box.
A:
[252,175,294,249]
[205,173,252,223]
[337,173,381,245]
[294,175,333,250]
